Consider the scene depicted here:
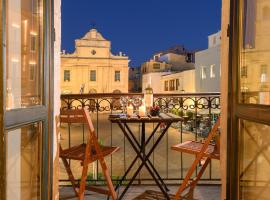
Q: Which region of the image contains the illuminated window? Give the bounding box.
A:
[241,66,248,78]
[115,71,120,82]
[260,65,268,83]
[176,79,180,90]
[169,80,175,91]
[201,67,206,79]
[90,70,96,81]
[210,64,216,78]
[153,63,160,69]
[165,81,168,91]
[64,70,70,82]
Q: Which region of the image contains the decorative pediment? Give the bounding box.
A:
[82,29,107,41]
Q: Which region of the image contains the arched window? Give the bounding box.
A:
[263,6,270,20]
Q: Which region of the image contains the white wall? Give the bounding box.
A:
[208,31,221,48]
[195,44,221,93]
[142,72,171,93]
[161,70,195,93]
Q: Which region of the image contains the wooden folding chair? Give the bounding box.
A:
[59,107,119,200]
[171,118,220,200]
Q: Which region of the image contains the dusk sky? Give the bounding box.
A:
[62,0,222,66]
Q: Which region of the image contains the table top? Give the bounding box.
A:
[108,112,183,123]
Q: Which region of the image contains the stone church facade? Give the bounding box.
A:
[61,29,129,94]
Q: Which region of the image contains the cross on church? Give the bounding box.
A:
[91,21,96,29]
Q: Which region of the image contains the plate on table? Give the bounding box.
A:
[109,113,127,118]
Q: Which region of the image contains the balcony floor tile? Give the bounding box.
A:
[59,185,220,200]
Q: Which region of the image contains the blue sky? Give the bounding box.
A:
[61,0,221,66]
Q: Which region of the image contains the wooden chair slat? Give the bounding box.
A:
[60,109,85,115]
[171,141,219,159]
[60,116,87,123]
[61,144,119,163]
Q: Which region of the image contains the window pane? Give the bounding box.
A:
[6,0,44,110]
[210,64,216,78]
[115,71,120,81]
[239,120,270,199]
[90,70,96,81]
[201,66,206,79]
[6,122,42,200]
[239,0,270,104]
[64,70,70,82]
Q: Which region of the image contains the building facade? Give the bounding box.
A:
[141,45,195,75]
[128,67,142,92]
[61,29,129,94]
[142,72,171,93]
[195,31,221,93]
[161,70,195,93]
[141,45,195,93]
[141,59,172,74]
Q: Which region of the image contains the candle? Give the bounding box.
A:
[139,105,146,117]
[145,94,153,108]
[127,105,134,116]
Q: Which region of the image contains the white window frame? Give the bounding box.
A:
[201,66,206,79]
[210,64,216,78]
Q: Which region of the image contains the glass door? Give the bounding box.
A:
[229,0,270,199]
[0,0,53,199]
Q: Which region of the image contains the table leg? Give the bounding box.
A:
[117,122,172,200]
[124,123,169,191]
[115,123,161,190]
[141,122,145,158]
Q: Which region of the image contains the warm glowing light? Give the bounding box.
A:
[127,105,134,116]
[139,104,146,117]
[29,61,36,65]
[24,20,28,44]
[11,24,20,28]
[11,58,19,63]
[30,31,37,36]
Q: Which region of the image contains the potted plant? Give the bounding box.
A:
[150,105,160,116]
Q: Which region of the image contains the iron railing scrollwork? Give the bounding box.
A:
[60,93,221,185]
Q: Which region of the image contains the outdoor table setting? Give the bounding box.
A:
[108,97,183,200]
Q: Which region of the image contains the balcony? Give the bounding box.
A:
[59,92,221,199]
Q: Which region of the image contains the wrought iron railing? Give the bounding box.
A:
[60,93,221,185]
